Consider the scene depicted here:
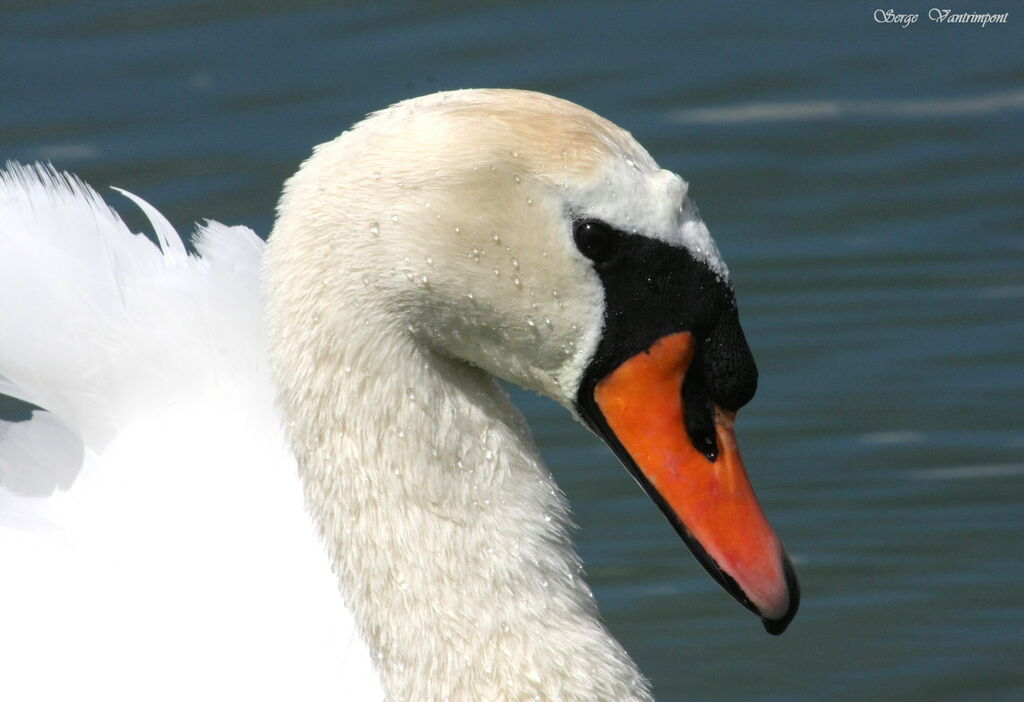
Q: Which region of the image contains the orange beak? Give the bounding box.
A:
[592,331,798,633]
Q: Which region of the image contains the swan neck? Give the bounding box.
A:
[281,332,652,701]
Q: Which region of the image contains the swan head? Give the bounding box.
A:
[267,89,798,634]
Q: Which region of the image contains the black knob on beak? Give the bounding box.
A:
[701,306,757,413]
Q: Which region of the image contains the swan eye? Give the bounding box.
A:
[572,220,617,263]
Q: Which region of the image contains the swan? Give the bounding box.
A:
[0,89,797,701]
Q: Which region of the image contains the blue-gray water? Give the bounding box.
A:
[3,2,1022,700]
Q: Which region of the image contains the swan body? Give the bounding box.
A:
[0,166,383,700]
[0,90,797,701]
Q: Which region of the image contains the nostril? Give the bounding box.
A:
[701,308,758,412]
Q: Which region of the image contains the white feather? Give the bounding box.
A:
[0,164,383,702]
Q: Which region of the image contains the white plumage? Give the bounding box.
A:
[0,165,383,701]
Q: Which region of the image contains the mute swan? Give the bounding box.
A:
[0,89,797,701]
